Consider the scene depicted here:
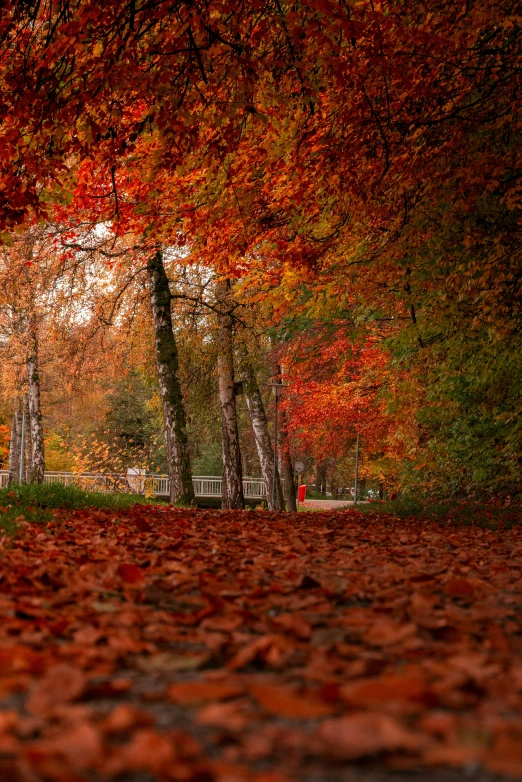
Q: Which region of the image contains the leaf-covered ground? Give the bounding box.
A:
[1,506,522,782]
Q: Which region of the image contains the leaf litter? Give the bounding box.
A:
[1,505,522,781]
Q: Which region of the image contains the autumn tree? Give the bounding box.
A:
[146,250,195,505]
[0,228,54,483]
[0,1,520,498]
[239,344,284,511]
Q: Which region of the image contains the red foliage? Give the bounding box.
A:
[282,331,392,460]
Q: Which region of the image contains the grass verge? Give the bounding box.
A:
[358,495,522,528]
[0,482,156,533]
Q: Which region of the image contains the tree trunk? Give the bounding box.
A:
[240,348,284,510]
[216,279,244,510]
[7,401,22,485]
[316,461,327,496]
[280,408,297,512]
[359,477,366,499]
[23,396,31,484]
[147,250,195,506]
[27,331,45,484]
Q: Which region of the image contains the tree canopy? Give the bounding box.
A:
[0,0,520,497]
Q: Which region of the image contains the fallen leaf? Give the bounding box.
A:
[27,664,86,715]
[318,712,422,759]
[91,600,120,613]
[197,700,250,732]
[228,634,293,670]
[102,704,155,734]
[272,613,312,639]
[484,733,522,777]
[135,652,211,672]
[0,711,19,732]
[118,728,176,774]
[340,670,434,709]
[117,563,144,584]
[23,721,102,771]
[445,578,475,598]
[168,680,244,706]
[364,619,417,647]
[249,682,333,719]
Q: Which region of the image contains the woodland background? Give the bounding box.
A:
[0,0,519,503]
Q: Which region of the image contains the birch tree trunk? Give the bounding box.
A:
[147,250,195,506]
[7,402,22,485]
[27,329,45,484]
[240,348,284,510]
[216,280,244,510]
[280,408,297,512]
[23,396,32,484]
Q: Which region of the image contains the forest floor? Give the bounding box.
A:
[1,504,522,782]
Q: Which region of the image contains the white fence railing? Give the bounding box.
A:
[0,471,267,500]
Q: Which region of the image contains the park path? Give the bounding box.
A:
[301,498,359,510]
[0,505,521,781]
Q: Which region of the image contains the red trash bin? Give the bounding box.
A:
[298,485,307,503]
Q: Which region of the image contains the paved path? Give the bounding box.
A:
[301,499,366,510]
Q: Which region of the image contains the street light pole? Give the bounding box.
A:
[268,382,284,510]
[272,392,279,510]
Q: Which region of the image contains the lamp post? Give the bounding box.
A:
[267,382,285,510]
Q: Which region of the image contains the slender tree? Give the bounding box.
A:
[22,396,31,484]
[240,346,284,510]
[147,250,195,506]
[215,279,244,510]
[26,319,45,483]
[7,400,22,485]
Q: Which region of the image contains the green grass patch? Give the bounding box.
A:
[359,495,522,528]
[0,482,158,532]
